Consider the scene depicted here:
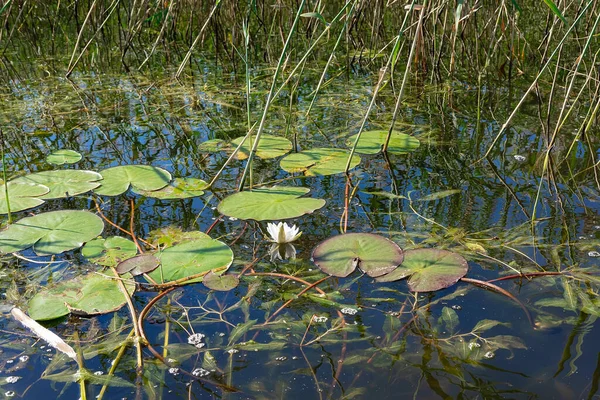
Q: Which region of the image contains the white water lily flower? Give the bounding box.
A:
[266,222,302,244]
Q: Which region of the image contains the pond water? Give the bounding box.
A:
[1,2,600,399]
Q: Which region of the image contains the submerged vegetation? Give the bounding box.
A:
[0,0,600,398]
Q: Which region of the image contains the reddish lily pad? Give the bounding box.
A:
[376,248,468,292]
[116,254,161,276]
[312,233,404,278]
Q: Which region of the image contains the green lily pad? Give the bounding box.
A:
[46,150,82,165]
[94,165,171,196]
[28,273,135,320]
[231,134,292,160]
[0,210,104,255]
[82,236,138,267]
[0,181,49,214]
[217,186,325,221]
[147,227,211,248]
[312,233,404,278]
[376,248,468,292]
[132,177,208,199]
[11,170,103,199]
[149,237,233,283]
[280,148,361,176]
[346,130,420,155]
[198,139,226,152]
[203,270,240,291]
[116,254,160,276]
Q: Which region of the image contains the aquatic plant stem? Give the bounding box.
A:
[344,4,413,172]
[175,0,222,79]
[477,0,594,162]
[0,130,11,224]
[97,329,136,400]
[237,0,306,191]
[383,0,426,152]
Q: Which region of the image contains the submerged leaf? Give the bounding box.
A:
[280,148,361,176]
[94,165,171,196]
[0,210,104,255]
[312,233,404,277]
[218,186,325,221]
[376,248,468,292]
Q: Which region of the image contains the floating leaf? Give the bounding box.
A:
[218,186,325,221]
[28,273,135,320]
[312,233,404,278]
[46,150,82,165]
[231,134,292,160]
[149,237,234,283]
[345,130,420,155]
[376,249,468,292]
[94,165,171,196]
[0,181,49,214]
[0,210,104,255]
[198,139,226,152]
[116,254,160,276]
[280,148,361,176]
[203,270,239,291]
[147,227,210,248]
[82,236,138,267]
[133,177,207,199]
[12,170,102,199]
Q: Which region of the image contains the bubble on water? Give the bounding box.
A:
[588,251,600,258]
[192,368,210,377]
[168,367,180,375]
[312,315,328,323]
[18,355,29,363]
[513,155,526,162]
[468,342,481,350]
[94,371,104,376]
[484,351,495,359]
[451,305,462,310]
[5,391,15,397]
[275,356,287,362]
[340,307,358,315]
[5,377,20,384]
[188,333,206,348]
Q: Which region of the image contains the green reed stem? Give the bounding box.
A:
[344,2,414,172]
[0,130,11,224]
[238,0,306,191]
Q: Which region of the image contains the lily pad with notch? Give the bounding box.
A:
[46,149,82,165]
[0,180,49,214]
[132,177,208,199]
[94,165,172,196]
[346,130,420,155]
[28,272,135,320]
[203,270,239,291]
[116,254,160,276]
[11,170,103,199]
[280,148,361,176]
[148,236,234,284]
[0,210,104,255]
[82,236,138,267]
[376,248,468,292]
[312,233,404,278]
[231,134,292,160]
[218,186,325,221]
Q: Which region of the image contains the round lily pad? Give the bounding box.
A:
[203,270,239,291]
[46,150,82,165]
[132,177,207,199]
[28,273,135,320]
[0,181,49,214]
[198,139,226,152]
[149,237,234,283]
[94,165,172,196]
[82,236,138,267]
[116,254,160,276]
[217,186,325,221]
[376,248,468,292]
[11,170,103,199]
[232,134,292,160]
[346,130,420,155]
[280,148,361,176]
[312,233,404,278]
[0,210,104,255]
